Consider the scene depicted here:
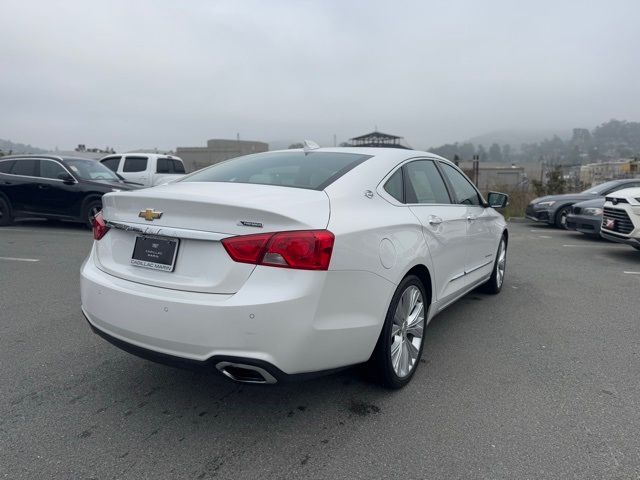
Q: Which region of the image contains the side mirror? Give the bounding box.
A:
[487,191,509,208]
[57,172,75,183]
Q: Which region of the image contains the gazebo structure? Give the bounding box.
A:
[348,131,410,149]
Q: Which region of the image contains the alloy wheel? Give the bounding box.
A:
[496,240,506,288]
[390,285,425,378]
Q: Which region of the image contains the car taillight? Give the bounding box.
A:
[92,211,110,240]
[222,230,334,271]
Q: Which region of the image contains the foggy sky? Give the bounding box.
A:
[1,0,639,151]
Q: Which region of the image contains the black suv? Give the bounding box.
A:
[0,155,138,228]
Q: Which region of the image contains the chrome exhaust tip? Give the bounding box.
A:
[215,362,277,384]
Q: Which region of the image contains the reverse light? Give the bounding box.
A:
[222,230,335,270]
[92,211,110,240]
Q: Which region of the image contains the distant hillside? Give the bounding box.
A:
[467,129,571,150]
[0,138,47,154]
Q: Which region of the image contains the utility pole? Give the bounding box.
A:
[472,154,480,185]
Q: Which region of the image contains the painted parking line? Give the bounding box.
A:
[562,244,626,248]
[0,256,40,262]
[623,271,640,275]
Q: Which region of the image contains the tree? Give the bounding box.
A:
[502,144,511,162]
[288,143,304,149]
[488,143,503,162]
[546,166,567,195]
[477,145,488,162]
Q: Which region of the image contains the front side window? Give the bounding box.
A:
[39,160,66,180]
[404,160,451,204]
[384,169,404,202]
[182,151,370,190]
[10,159,38,177]
[64,159,120,182]
[439,163,482,206]
[101,157,121,172]
[123,156,148,173]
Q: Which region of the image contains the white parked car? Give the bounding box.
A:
[81,147,509,388]
[600,187,640,250]
[99,153,186,187]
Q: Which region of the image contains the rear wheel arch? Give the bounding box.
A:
[403,264,432,308]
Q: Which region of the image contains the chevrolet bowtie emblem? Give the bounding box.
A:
[138,209,163,221]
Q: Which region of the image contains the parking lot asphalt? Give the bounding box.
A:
[2,220,640,479]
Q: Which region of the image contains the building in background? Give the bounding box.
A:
[458,161,527,192]
[347,131,411,149]
[580,159,640,187]
[176,139,269,172]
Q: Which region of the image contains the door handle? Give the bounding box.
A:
[467,215,477,222]
[428,215,443,226]
[38,184,50,190]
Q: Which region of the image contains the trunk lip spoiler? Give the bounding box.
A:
[105,219,230,241]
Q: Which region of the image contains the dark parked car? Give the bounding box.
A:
[525,179,640,229]
[0,155,138,228]
[565,198,604,237]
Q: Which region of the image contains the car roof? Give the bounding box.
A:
[101,153,181,159]
[608,186,640,198]
[273,146,451,164]
[0,154,96,163]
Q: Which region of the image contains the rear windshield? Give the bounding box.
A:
[181,151,370,190]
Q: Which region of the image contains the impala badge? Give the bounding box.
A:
[139,209,163,221]
[238,221,263,228]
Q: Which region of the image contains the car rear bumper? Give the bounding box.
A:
[566,214,601,235]
[80,248,394,376]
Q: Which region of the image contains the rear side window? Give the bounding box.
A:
[384,169,404,202]
[439,163,482,206]
[39,160,66,180]
[101,157,120,172]
[183,151,371,190]
[10,159,38,177]
[123,156,148,172]
[156,158,171,173]
[0,160,15,173]
[404,161,451,204]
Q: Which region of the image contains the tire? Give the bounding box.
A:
[480,236,507,294]
[0,197,14,226]
[555,206,571,229]
[368,275,427,389]
[82,199,102,229]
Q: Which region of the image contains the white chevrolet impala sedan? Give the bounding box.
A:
[81,146,508,388]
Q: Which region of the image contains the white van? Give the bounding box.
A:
[100,153,186,187]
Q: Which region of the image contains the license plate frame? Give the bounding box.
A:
[130,235,180,272]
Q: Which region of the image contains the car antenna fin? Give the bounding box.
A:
[303,140,320,155]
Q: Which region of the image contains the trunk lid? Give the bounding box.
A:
[95,182,331,293]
